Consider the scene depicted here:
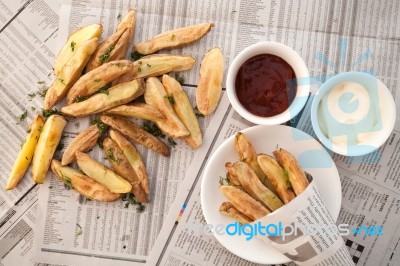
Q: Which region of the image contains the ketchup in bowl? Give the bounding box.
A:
[235,54,297,117]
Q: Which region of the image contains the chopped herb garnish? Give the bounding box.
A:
[167,137,177,148]
[74,95,88,103]
[138,61,142,65]
[107,148,121,163]
[137,66,142,73]
[38,126,43,133]
[20,139,25,149]
[90,119,108,135]
[38,88,48,98]
[143,121,165,138]
[193,106,204,118]
[130,51,144,61]
[30,106,36,111]
[170,34,176,41]
[94,79,100,83]
[175,75,184,85]
[122,193,145,212]
[164,94,175,105]
[41,108,60,118]
[99,45,115,63]
[17,110,28,124]
[58,78,65,85]
[75,224,83,236]
[96,82,111,95]
[219,176,231,186]
[28,92,36,100]
[97,138,104,149]
[117,14,122,20]
[147,63,151,67]
[63,174,73,189]
[97,88,109,95]
[37,81,45,84]
[70,41,76,52]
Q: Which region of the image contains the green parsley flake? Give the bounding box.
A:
[70,41,76,52]
[17,110,28,124]
[99,45,115,63]
[164,94,175,105]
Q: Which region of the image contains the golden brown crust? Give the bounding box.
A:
[106,103,164,122]
[219,202,252,224]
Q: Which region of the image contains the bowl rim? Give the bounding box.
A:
[226,41,310,125]
[310,71,396,156]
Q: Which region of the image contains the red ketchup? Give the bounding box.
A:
[235,54,297,117]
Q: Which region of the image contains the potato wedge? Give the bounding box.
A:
[133,23,213,55]
[106,103,164,123]
[109,130,150,195]
[67,60,133,104]
[235,132,277,194]
[273,149,309,195]
[44,38,99,109]
[51,160,121,202]
[196,48,224,115]
[54,24,102,75]
[220,202,252,224]
[6,116,45,190]
[61,125,100,165]
[224,162,241,187]
[162,74,202,148]
[31,115,67,183]
[75,151,132,193]
[102,137,148,203]
[100,114,169,156]
[233,162,283,211]
[220,185,269,221]
[61,79,144,117]
[257,154,296,204]
[145,77,189,138]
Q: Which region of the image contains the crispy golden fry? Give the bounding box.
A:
[145,77,189,138]
[220,185,269,221]
[111,70,136,86]
[273,149,309,195]
[106,103,164,123]
[51,160,121,202]
[61,125,99,165]
[224,162,241,186]
[102,137,148,203]
[162,74,202,148]
[6,116,44,190]
[109,130,150,195]
[67,60,133,104]
[100,114,169,156]
[61,79,144,117]
[219,202,252,224]
[133,23,213,55]
[196,48,224,115]
[235,132,277,194]
[54,24,102,75]
[257,154,296,204]
[44,38,98,109]
[233,162,283,211]
[86,11,136,71]
[31,115,67,183]
[75,151,132,193]
[128,54,195,80]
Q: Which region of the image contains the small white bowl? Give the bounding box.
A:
[226,41,310,125]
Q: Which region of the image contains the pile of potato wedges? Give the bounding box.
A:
[6,9,225,208]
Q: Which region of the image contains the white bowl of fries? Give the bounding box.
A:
[200,125,341,264]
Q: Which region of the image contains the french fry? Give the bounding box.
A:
[257,154,296,204]
[233,162,283,211]
[235,132,277,194]
[31,115,67,184]
[67,60,133,104]
[6,116,44,190]
[51,160,121,202]
[75,151,132,193]
[162,74,202,148]
[133,23,213,55]
[219,202,252,224]
[220,185,269,221]
[102,137,148,203]
[109,130,150,195]
[61,125,100,165]
[61,79,144,117]
[145,77,189,138]
[44,38,99,109]
[273,149,309,195]
[106,103,164,123]
[224,162,241,186]
[54,24,102,75]
[195,48,224,115]
[100,114,169,156]
[128,54,195,80]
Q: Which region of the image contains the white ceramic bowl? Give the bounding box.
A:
[311,71,396,156]
[226,41,310,125]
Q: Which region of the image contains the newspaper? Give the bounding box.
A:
[0,0,399,266]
